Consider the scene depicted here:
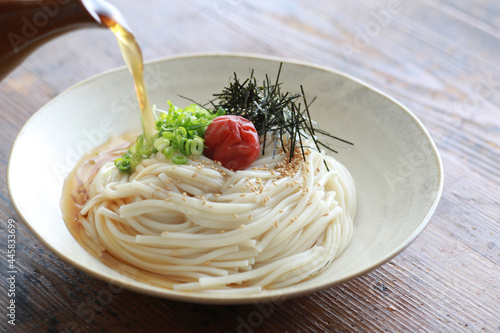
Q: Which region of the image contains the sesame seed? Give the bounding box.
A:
[220,230,225,234]
[233,214,239,218]
[275,221,279,228]
[192,173,198,178]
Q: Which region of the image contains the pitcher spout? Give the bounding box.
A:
[0,0,121,80]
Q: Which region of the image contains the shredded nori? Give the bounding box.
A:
[210,63,353,162]
[182,63,353,164]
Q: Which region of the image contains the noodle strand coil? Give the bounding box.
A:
[74,139,356,292]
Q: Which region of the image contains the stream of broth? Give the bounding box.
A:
[61,9,160,280]
[98,10,156,141]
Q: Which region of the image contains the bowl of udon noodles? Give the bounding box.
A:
[8,53,443,304]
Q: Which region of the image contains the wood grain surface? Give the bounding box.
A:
[1,0,499,332]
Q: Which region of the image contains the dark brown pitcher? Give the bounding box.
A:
[0,0,128,80]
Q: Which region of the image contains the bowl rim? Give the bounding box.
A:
[7,51,444,304]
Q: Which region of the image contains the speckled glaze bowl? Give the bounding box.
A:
[8,53,443,304]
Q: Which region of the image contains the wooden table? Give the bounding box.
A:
[1,0,499,332]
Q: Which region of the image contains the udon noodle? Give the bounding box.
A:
[66,136,356,293]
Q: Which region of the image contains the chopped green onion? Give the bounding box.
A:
[115,101,223,173]
[162,131,174,140]
[172,154,188,164]
[164,146,173,159]
[154,137,170,151]
[178,138,188,155]
[190,137,204,155]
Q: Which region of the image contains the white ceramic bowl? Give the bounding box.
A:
[8,53,443,304]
